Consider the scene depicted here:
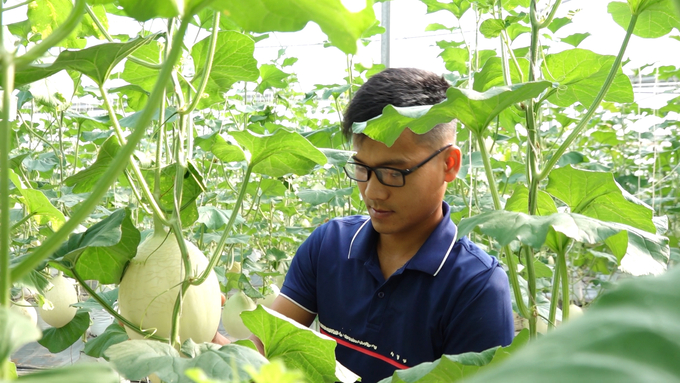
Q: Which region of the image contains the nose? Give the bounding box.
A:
[362,173,389,201]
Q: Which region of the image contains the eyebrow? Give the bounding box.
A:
[351,155,410,168]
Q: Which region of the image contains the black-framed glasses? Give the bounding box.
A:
[343,144,453,187]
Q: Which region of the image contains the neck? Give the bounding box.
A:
[376,206,443,279]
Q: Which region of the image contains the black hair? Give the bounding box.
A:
[341,68,456,147]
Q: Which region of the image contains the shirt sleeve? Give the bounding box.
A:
[280,224,329,314]
[442,265,515,354]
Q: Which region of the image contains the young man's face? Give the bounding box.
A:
[351,129,461,239]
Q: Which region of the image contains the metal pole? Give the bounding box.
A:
[381,1,391,68]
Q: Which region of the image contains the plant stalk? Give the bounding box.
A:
[548,255,561,329]
[182,11,220,115]
[1,27,14,310]
[71,268,168,341]
[538,14,639,181]
[196,165,253,286]
[10,17,192,283]
[474,134,529,319]
[98,83,170,225]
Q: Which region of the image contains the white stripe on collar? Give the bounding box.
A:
[347,218,372,259]
[433,224,458,277]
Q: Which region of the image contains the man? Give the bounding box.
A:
[220,68,514,382]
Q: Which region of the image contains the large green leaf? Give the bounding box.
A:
[474,57,529,92]
[105,339,268,383]
[121,41,163,92]
[83,323,130,358]
[231,129,327,177]
[0,308,42,363]
[608,0,680,38]
[420,0,471,18]
[64,135,121,193]
[457,210,669,275]
[546,165,656,233]
[38,310,90,353]
[118,0,182,21]
[0,364,120,383]
[27,0,83,48]
[505,184,557,216]
[51,208,140,284]
[541,49,633,107]
[191,31,260,103]
[8,169,66,230]
[297,188,354,206]
[211,0,377,55]
[145,162,205,227]
[256,64,292,93]
[377,330,530,383]
[353,82,552,146]
[463,266,680,383]
[242,306,339,383]
[12,34,159,87]
[196,132,246,162]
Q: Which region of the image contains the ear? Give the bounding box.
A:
[444,146,462,182]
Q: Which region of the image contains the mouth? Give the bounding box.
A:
[369,206,393,218]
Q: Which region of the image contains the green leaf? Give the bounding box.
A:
[51,208,140,284]
[474,57,529,92]
[80,4,109,40]
[547,16,572,33]
[231,129,327,177]
[479,18,506,38]
[297,188,354,205]
[191,31,260,105]
[118,0,182,21]
[505,184,558,216]
[110,84,149,111]
[197,206,245,230]
[72,289,118,311]
[463,266,680,383]
[353,82,552,146]
[608,0,680,38]
[212,0,377,55]
[2,363,120,383]
[506,23,531,41]
[83,323,130,358]
[105,339,268,383]
[425,22,452,32]
[502,0,529,10]
[457,210,669,275]
[421,0,471,18]
[545,165,656,233]
[542,48,633,107]
[0,307,42,362]
[64,135,121,193]
[377,330,530,383]
[27,0,83,48]
[561,32,591,47]
[38,310,90,353]
[146,162,205,227]
[256,64,292,93]
[196,132,246,162]
[438,48,495,75]
[246,360,306,383]
[12,34,159,87]
[242,306,339,383]
[8,168,66,230]
[121,40,163,92]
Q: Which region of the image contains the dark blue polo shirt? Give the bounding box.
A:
[281,202,514,383]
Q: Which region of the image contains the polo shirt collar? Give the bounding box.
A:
[346,202,458,276]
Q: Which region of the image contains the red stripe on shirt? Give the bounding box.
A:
[320,328,409,370]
